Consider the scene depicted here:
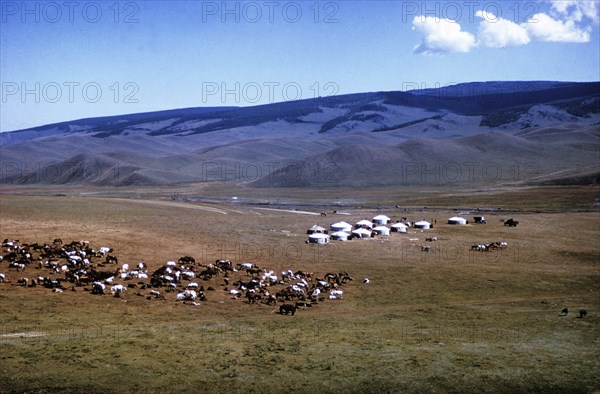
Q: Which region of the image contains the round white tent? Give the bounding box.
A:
[351,228,372,239]
[391,223,408,233]
[448,216,467,225]
[307,225,327,235]
[330,221,352,232]
[372,226,390,236]
[372,214,391,225]
[355,220,373,229]
[330,231,350,241]
[308,233,330,244]
[414,220,431,229]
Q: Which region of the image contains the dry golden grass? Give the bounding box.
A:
[0,185,599,393]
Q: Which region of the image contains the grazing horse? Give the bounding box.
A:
[280,304,297,315]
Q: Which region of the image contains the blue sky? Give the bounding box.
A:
[1,0,599,132]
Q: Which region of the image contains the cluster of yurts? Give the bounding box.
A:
[307,214,471,243]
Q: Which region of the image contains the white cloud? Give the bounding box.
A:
[475,10,531,48]
[523,12,591,42]
[549,0,599,23]
[411,16,476,55]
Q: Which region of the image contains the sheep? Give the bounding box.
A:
[0,273,5,283]
[176,290,197,301]
[329,289,343,299]
[311,288,321,299]
[363,278,370,284]
[579,309,587,318]
[92,282,106,295]
[111,284,127,296]
[238,262,254,270]
[182,271,195,280]
[98,246,112,256]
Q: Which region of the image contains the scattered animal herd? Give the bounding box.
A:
[470,241,509,252]
[0,239,353,315]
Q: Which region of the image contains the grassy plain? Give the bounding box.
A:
[0,185,598,393]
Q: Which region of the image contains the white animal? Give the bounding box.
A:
[111,284,127,294]
[176,290,197,301]
[98,246,111,256]
[363,278,370,284]
[329,289,344,299]
[150,290,162,298]
[182,271,195,279]
[0,273,5,282]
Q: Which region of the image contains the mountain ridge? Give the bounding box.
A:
[1,81,598,188]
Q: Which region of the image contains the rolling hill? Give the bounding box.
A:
[1,81,598,188]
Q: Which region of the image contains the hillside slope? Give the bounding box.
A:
[1,81,598,187]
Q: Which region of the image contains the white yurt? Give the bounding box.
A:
[448,216,467,225]
[330,231,350,241]
[307,225,327,235]
[330,221,352,232]
[391,223,408,233]
[351,228,372,239]
[414,220,431,229]
[372,226,390,236]
[355,219,373,229]
[372,214,391,225]
[308,233,330,244]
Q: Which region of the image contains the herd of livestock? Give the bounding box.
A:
[0,238,353,315]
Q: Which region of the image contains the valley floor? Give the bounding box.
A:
[0,185,598,393]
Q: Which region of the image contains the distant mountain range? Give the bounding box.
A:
[1,81,598,188]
